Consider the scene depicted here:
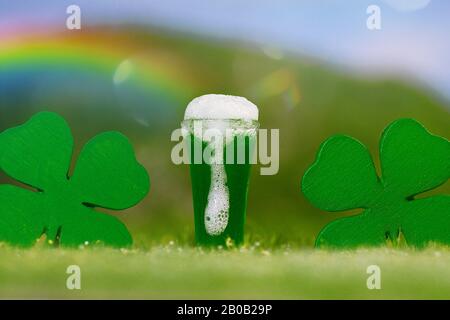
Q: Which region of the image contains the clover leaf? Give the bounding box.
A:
[0,112,150,247]
[302,118,450,248]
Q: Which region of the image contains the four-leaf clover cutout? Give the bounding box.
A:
[302,118,450,248]
[0,112,149,247]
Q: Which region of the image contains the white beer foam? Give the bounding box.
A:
[184,94,259,120]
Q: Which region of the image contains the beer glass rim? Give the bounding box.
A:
[181,118,259,129]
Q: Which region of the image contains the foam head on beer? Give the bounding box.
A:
[184,94,259,237]
[184,94,259,121]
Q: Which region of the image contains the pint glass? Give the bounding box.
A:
[182,96,258,246]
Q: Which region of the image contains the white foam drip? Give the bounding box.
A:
[184,94,259,236]
[205,163,229,235]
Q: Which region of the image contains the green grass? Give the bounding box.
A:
[1,243,450,299]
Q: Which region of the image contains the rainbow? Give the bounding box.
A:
[0,30,198,105]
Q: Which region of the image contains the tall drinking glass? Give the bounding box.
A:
[182,95,258,246]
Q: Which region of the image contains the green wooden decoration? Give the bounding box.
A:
[302,118,450,248]
[0,112,149,247]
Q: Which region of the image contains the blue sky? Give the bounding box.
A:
[1,0,450,100]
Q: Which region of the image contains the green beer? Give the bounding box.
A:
[183,95,259,246]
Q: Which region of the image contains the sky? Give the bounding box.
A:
[1,0,450,100]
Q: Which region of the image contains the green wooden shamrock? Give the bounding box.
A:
[0,112,149,247]
[302,118,450,248]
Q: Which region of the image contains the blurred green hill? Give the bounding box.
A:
[0,28,449,247]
